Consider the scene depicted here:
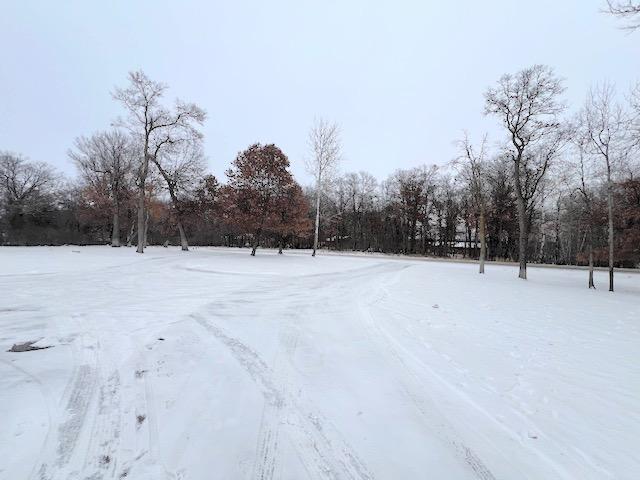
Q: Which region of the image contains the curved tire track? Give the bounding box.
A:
[194,314,373,480]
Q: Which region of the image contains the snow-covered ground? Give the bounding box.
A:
[0,246,638,480]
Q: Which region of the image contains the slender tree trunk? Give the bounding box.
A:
[409,219,416,254]
[177,220,189,251]
[111,197,121,247]
[251,231,260,256]
[126,218,135,247]
[588,227,595,289]
[136,182,146,253]
[607,175,614,292]
[312,179,321,257]
[554,204,561,264]
[278,238,284,254]
[479,206,486,274]
[538,232,546,263]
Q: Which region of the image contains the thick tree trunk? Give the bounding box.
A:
[607,177,614,292]
[136,150,150,254]
[312,184,321,257]
[513,154,528,280]
[479,207,486,274]
[516,196,528,280]
[111,198,121,247]
[177,220,189,251]
[143,210,150,249]
[154,159,191,253]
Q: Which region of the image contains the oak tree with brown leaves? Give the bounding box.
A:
[223,143,303,256]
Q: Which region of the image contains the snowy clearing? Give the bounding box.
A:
[0,246,638,480]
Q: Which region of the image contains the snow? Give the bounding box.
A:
[0,246,638,480]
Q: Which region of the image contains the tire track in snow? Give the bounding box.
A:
[193,314,374,480]
[37,363,97,479]
[253,394,284,480]
[82,369,122,479]
[35,330,99,480]
[355,282,497,480]
[356,267,576,480]
[115,337,176,480]
[251,326,298,480]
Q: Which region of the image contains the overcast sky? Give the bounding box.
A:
[1,0,637,184]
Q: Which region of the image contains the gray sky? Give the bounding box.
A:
[1,0,637,184]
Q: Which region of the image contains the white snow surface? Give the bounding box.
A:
[0,246,638,480]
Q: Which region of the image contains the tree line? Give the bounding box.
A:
[1,63,639,289]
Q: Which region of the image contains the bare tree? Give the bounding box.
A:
[567,128,599,288]
[152,140,206,251]
[388,166,438,254]
[112,70,206,253]
[306,118,341,256]
[455,133,489,273]
[484,65,567,279]
[606,1,640,29]
[0,152,57,219]
[69,130,133,247]
[631,83,640,149]
[579,82,630,291]
[343,171,378,250]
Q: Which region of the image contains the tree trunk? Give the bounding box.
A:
[409,219,416,254]
[516,196,528,280]
[588,227,595,289]
[177,220,189,251]
[251,232,260,256]
[153,159,191,253]
[111,198,121,247]
[126,218,135,247]
[512,153,528,280]
[136,182,145,253]
[278,238,284,254]
[607,176,614,292]
[538,232,546,263]
[312,181,321,257]
[143,210,150,249]
[479,207,486,274]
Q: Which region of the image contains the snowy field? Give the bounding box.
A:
[0,246,638,480]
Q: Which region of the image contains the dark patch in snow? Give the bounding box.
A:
[7,340,52,352]
[0,307,40,313]
[134,369,147,378]
[158,337,165,341]
[136,414,146,425]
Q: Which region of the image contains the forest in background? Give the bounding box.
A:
[1,65,639,273]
